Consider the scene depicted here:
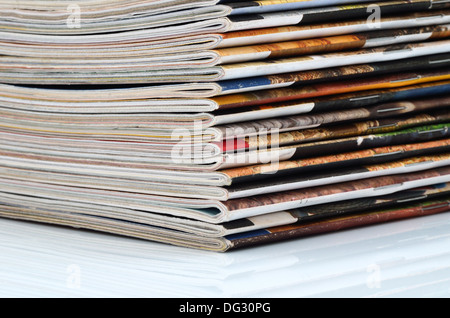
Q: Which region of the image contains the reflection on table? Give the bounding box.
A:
[1,211,449,298]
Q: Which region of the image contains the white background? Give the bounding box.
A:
[1,211,450,298]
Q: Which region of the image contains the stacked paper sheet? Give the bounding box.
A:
[0,0,449,252]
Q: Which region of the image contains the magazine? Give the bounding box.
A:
[0,169,448,251]
[0,0,448,251]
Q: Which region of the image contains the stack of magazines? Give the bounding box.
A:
[0,0,449,252]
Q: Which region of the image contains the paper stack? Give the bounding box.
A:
[0,0,449,252]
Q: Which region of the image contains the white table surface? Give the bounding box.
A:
[1,211,450,298]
